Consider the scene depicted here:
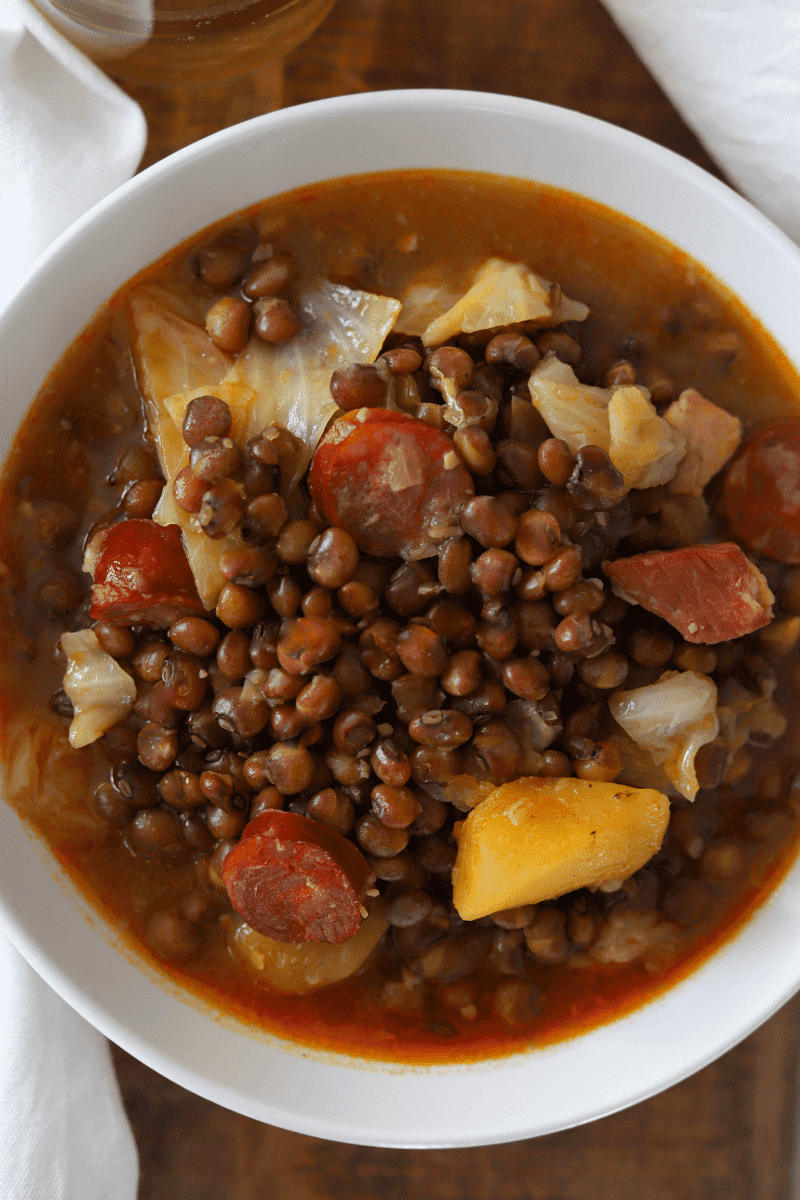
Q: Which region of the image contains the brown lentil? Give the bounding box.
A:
[355,813,411,858]
[182,395,232,447]
[253,296,301,342]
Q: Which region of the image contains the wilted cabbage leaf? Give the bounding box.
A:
[227,279,401,496]
[393,273,463,337]
[61,629,136,748]
[1,711,101,838]
[608,386,685,489]
[608,670,718,801]
[609,728,679,798]
[395,258,588,347]
[529,356,612,453]
[149,381,255,609]
[530,362,686,491]
[128,285,233,403]
[128,280,400,608]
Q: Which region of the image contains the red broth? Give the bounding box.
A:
[1,170,800,1063]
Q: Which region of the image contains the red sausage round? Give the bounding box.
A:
[222,810,374,944]
[89,520,204,626]
[308,409,474,558]
[719,422,800,563]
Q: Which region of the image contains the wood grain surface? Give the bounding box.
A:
[112,1,800,1195]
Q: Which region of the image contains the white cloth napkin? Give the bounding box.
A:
[0,0,147,314]
[0,0,143,1194]
[602,0,800,247]
[0,937,139,1199]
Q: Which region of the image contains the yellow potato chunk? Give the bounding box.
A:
[229,899,389,995]
[452,777,670,921]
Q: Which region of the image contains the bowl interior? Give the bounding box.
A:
[2,90,800,1147]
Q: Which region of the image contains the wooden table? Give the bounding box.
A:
[111,2,800,1195]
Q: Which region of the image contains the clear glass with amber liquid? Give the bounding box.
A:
[31,0,337,160]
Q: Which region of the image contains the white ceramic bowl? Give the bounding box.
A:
[2,90,800,1149]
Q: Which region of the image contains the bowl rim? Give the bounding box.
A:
[3,87,800,1148]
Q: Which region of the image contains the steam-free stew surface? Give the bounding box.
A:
[1,170,800,1063]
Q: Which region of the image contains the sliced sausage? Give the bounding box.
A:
[308,409,474,558]
[603,543,774,644]
[89,520,204,627]
[222,810,374,944]
[718,421,800,562]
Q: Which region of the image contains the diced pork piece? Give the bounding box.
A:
[665,389,742,496]
[718,421,800,563]
[603,543,774,643]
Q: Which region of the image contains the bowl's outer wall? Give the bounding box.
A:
[2,91,800,1147]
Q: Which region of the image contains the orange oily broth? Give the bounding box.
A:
[1,169,800,1063]
[47,818,800,1062]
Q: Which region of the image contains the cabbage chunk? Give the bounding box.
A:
[128,285,232,402]
[61,629,136,748]
[1,711,101,838]
[227,279,400,495]
[529,360,684,489]
[608,386,685,489]
[396,258,589,347]
[128,281,400,608]
[528,356,613,453]
[608,670,718,801]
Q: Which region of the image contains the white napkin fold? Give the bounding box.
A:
[602,0,800,246]
[0,0,143,1194]
[0,0,147,313]
[0,934,139,1200]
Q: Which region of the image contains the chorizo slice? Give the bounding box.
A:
[222,810,374,944]
[603,543,774,644]
[718,421,800,562]
[89,520,204,627]
[308,409,474,558]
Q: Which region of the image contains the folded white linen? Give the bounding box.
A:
[0,932,139,1200]
[0,0,143,1193]
[602,0,800,246]
[0,0,147,314]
